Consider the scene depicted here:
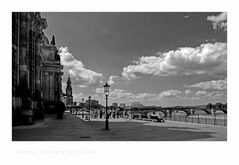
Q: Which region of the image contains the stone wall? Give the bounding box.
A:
[12,12,63,125]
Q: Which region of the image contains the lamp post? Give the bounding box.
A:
[103,82,110,130]
[81,98,84,118]
[88,96,91,122]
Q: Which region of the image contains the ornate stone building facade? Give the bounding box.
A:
[12,12,63,125]
[41,35,63,113]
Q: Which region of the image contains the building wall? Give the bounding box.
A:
[12,12,63,125]
[41,43,63,113]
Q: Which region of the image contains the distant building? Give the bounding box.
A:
[206,102,227,111]
[119,103,126,108]
[85,99,99,108]
[125,106,131,110]
[112,103,118,108]
[215,103,224,109]
[206,103,213,109]
[65,75,73,105]
[131,102,144,108]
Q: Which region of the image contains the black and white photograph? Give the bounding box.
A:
[12,12,227,141]
[2,0,239,164]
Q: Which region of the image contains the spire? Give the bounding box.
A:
[67,74,71,86]
[51,35,55,45]
[66,74,72,96]
[67,74,71,81]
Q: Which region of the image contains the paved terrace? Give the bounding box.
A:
[12,112,227,141]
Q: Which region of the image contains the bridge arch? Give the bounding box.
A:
[193,108,212,115]
[214,109,227,114]
[146,109,167,117]
[134,108,167,117]
[169,109,191,116]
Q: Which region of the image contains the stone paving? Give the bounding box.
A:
[12,112,227,141]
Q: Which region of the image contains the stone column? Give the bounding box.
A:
[35,34,42,94]
[35,33,44,119]
[19,12,30,109]
[55,73,60,102]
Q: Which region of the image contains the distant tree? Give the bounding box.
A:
[207,103,213,109]
[224,103,227,110]
[90,104,103,110]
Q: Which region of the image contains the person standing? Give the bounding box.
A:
[56,101,65,119]
[100,110,103,119]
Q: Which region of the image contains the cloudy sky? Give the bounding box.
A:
[41,12,227,106]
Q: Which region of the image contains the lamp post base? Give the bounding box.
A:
[105,118,109,130]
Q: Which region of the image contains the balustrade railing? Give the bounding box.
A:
[165,114,227,126]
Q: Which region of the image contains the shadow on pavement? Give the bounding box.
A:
[12,113,225,141]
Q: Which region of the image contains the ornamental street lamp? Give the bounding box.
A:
[88,96,91,122]
[103,82,110,130]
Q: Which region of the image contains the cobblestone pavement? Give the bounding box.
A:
[12,112,227,141]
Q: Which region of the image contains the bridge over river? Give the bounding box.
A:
[66,105,227,126]
[66,105,227,117]
[128,106,227,117]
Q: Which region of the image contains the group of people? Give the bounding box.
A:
[67,107,164,122]
[73,109,134,120]
[91,110,121,119]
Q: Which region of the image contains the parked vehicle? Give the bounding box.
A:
[149,115,165,122]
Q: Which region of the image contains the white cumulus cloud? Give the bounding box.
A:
[195,90,207,96]
[95,87,225,104]
[108,76,119,85]
[109,89,133,100]
[158,90,182,99]
[122,42,227,80]
[193,90,225,101]
[72,93,84,102]
[205,91,225,98]
[186,79,227,91]
[185,90,193,95]
[59,47,103,87]
[101,88,158,103]
[95,87,104,94]
[207,12,227,32]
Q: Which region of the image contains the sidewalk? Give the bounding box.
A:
[12,112,227,141]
